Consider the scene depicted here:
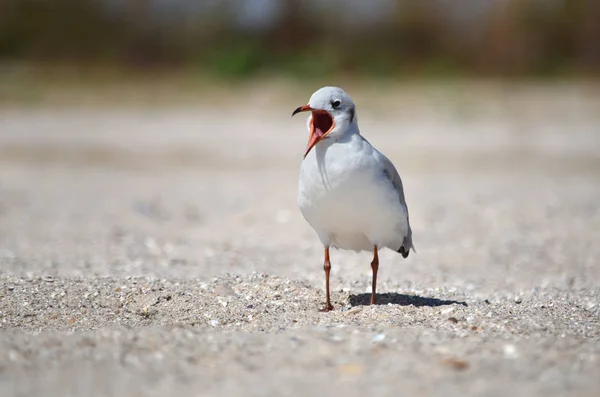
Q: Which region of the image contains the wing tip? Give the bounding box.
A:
[397,234,415,258]
[397,246,410,258]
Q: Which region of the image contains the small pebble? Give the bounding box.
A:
[8,350,19,361]
[441,358,469,371]
[214,284,236,297]
[372,333,386,343]
[503,344,519,359]
[346,306,362,315]
[441,307,455,315]
[331,334,345,342]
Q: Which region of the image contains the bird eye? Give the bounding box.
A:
[331,100,341,109]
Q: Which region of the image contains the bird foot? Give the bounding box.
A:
[319,304,334,312]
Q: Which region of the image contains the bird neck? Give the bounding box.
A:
[332,122,360,143]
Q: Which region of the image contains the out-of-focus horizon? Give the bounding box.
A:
[1,0,599,81]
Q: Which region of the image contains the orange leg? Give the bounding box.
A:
[320,247,334,312]
[370,245,379,305]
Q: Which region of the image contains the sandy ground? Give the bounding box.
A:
[0,83,599,396]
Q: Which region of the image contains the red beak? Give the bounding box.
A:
[292,104,335,158]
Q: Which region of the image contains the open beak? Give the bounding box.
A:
[292,105,335,158]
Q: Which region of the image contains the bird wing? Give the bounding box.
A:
[379,152,415,254]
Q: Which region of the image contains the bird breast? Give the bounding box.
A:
[297,136,408,251]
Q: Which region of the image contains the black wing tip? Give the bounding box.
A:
[397,246,409,258]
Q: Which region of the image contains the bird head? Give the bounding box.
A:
[292,86,357,158]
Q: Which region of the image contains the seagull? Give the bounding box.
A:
[292,86,414,312]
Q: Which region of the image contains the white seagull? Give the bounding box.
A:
[292,86,414,311]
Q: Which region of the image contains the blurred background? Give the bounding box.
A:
[1,0,600,77]
[1,0,599,79]
[0,0,599,288]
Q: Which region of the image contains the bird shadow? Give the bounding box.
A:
[349,292,468,307]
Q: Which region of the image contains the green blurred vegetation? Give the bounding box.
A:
[0,0,599,79]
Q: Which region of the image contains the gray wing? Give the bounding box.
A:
[380,154,415,257]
